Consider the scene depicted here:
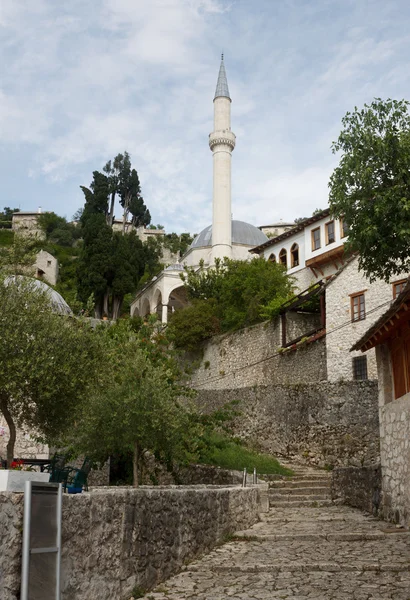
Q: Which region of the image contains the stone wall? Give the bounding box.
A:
[379,392,410,526]
[195,381,379,467]
[1,485,265,600]
[189,316,327,390]
[325,256,405,382]
[331,464,381,514]
[0,419,49,461]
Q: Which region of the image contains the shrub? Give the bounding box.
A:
[167,299,221,351]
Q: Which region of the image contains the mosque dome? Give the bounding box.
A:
[190,220,268,250]
[4,276,73,316]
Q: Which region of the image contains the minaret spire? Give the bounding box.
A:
[209,56,236,262]
[214,54,231,101]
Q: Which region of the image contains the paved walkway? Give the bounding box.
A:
[140,503,410,599]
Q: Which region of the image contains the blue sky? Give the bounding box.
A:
[1,0,410,235]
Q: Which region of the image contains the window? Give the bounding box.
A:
[351,292,366,322]
[268,253,276,263]
[340,218,349,238]
[47,260,52,267]
[290,243,299,268]
[311,227,321,251]
[279,248,287,267]
[325,221,335,245]
[392,279,407,299]
[353,356,368,380]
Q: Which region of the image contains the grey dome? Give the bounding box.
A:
[165,263,184,271]
[4,276,73,316]
[190,220,268,250]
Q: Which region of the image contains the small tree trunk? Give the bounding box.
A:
[112,295,123,321]
[103,291,110,318]
[133,442,139,488]
[122,192,131,235]
[107,191,116,227]
[0,397,16,468]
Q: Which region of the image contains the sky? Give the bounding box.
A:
[1,0,410,235]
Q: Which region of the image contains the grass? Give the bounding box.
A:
[0,229,14,247]
[198,434,292,476]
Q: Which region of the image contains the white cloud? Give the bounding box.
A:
[2,0,410,231]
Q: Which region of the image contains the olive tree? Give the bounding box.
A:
[0,279,105,466]
[329,98,410,281]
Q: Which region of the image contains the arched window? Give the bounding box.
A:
[290,243,299,268]
[268,253,276,263]
[279,248,287,267]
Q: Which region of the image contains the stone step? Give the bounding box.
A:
[272,479,331,488]
[200,561,410,574]
[269,499,335,507]
[269,492,331,501]
[271,485,331,496]
[233,531,410,542]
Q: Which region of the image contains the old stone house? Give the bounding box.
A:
[352,280,410,526]
[251,208,347,291]
[34,250,59,286]
[251,214,409,383]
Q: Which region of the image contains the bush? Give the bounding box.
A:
[167,299,221,351]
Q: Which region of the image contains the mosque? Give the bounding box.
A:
[130,57,268,323]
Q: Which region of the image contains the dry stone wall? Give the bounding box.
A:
[331,464,381,515]
[0,418,49,461]
[189,316,326,390]
[379,392,410,526]
[1,485,264,600]
[195,381,379,467]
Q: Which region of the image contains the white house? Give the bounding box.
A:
[251,208,348,291]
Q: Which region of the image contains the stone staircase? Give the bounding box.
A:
[269,466,333,508]
[139,465,410,599]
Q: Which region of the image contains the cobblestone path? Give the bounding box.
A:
[141,505,410,599]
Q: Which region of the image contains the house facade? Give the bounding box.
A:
[252,217,408,383]
[352,282,410,526]
[324,257,407,382]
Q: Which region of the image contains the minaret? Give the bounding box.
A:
[209,55,236,262]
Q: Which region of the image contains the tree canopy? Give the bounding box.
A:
[329,98,410,281]
[77,154,155,318]
[0,278,106,466]
[168,257,294,349]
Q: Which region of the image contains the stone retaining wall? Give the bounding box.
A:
[379,392,410,526]
[1,485,265,600]
[189,316,326,390]
[195,381,380,467]
[331,464,381,515]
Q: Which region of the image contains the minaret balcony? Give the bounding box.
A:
[209,130,236,152]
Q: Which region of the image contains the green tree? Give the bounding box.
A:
[0,235,36,276]
[329,98,410,281]
[169,257,294,348]
[77,213,113,317]
[37,212,80,247]
[103,152,151,229]
[0,207,19,229]
[0,278,105,466]
[110,232,146,319]
[70,320,198,486]
[167,299,221,351]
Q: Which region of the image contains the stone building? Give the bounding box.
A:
[324,256,407,382]
[12,209,46,238]
[130,56,267,323]
[352,280,410,526]
[258,220,295,238]
[34,250,59,286]
[251,208,347,291]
